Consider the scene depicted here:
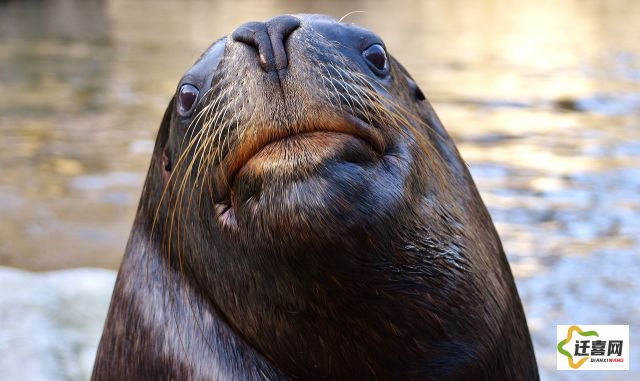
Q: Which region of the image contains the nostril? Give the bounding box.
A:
[232,15,300,73]
[265,15,300,71]
[232,21,274,71]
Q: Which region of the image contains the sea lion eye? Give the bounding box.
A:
[362,44,388,73]
[177,84,199,117]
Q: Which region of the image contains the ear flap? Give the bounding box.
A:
[136,96,175,219]
[391,57,466,176]
[154,96,176,172]
[390,58,446,137]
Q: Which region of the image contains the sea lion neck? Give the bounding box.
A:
[180,210,442,379]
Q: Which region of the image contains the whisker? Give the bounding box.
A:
[338,10,366,23]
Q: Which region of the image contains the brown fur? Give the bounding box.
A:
[93,14,539,380]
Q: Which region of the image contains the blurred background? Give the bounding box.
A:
[0,0,638,380]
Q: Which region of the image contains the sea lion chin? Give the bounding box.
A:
[93,14,539,381]
[216,113,392,231]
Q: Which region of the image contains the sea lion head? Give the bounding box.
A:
[157,14,464,238]
[139,14,536,380]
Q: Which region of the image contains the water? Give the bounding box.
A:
[0,1,638,380]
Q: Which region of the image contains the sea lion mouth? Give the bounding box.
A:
[213,114,385,228]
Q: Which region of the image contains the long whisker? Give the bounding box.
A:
[338,10,366,23]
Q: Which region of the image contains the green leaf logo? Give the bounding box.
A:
[557,325,599,369]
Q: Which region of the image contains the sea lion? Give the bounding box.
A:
[92,14,539,381]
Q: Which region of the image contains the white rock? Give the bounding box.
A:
[0,267,115,381]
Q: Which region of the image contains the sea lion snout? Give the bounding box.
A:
[231,15,301,72]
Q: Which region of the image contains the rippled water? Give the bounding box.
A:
[1,1,639,380]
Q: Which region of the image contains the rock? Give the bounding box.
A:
[0,267,115,381]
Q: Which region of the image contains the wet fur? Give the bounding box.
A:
[93,14,539,381]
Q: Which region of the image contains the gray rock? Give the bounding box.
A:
[0,267,115,381]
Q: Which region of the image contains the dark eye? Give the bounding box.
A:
[177,84,199,117]
[362,44,388,73]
